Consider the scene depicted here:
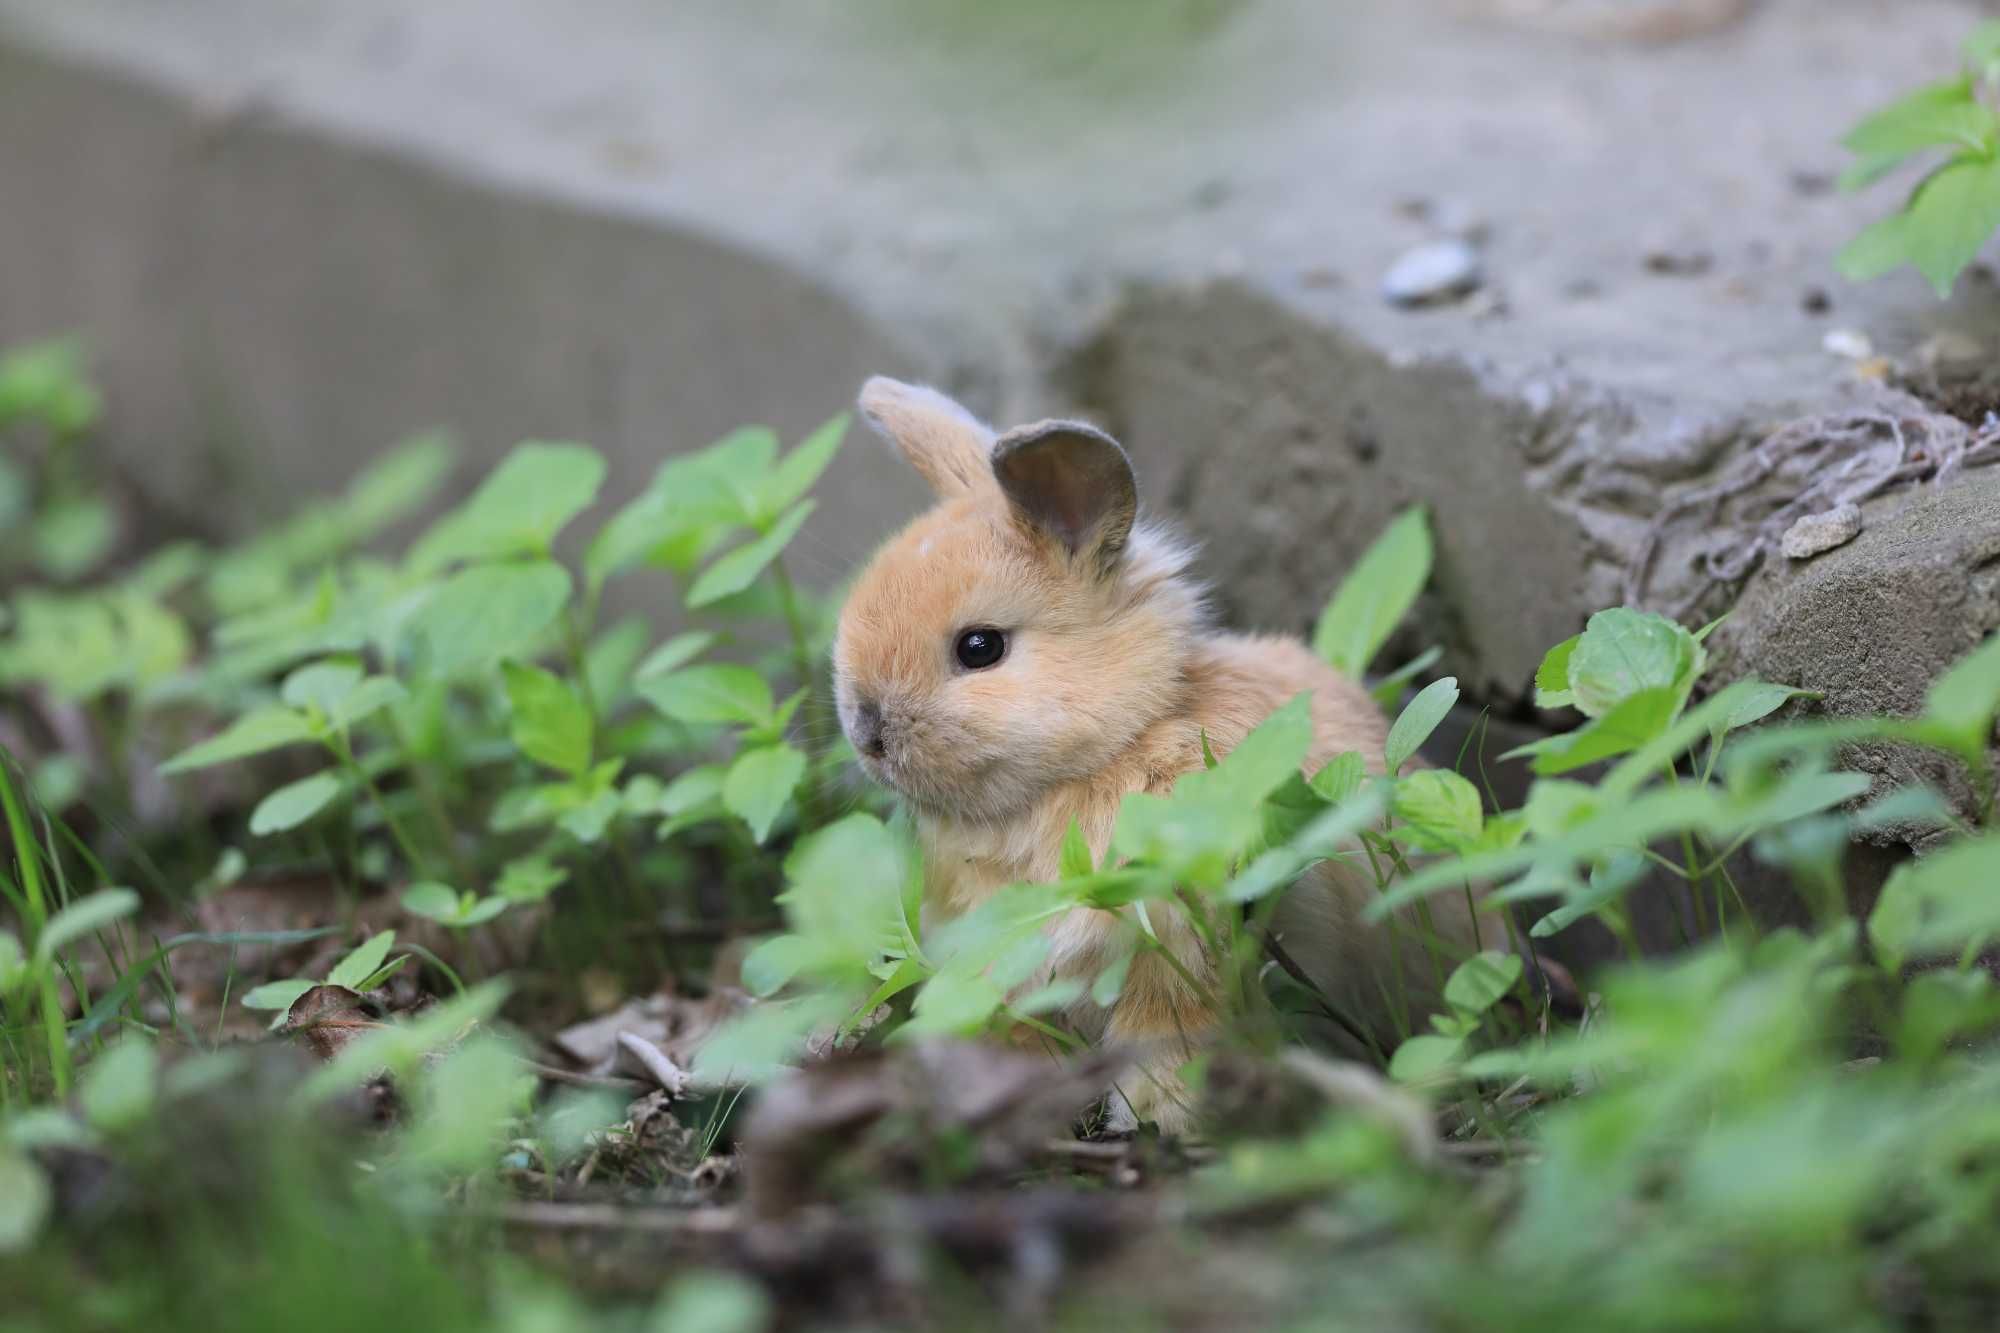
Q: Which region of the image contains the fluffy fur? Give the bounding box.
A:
[834,376,1490,1133]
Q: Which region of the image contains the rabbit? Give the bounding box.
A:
[831,376,1497,1135]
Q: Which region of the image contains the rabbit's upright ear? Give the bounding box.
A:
[991,420,1137,575]
[857,377,994,499]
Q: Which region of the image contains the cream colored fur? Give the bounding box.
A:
[834,376,1492,1134]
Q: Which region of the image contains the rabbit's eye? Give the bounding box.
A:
[953,627,1007,670]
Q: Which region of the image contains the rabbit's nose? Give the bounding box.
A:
[851,698,887,758]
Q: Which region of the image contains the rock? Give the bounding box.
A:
[1823,329,1875,360]
[4,0,1999,706]
[1780,504,1863,559]
[1381,241,1482,308]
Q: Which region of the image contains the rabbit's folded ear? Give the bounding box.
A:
[991,420,1137,575]
[857,376,995,499]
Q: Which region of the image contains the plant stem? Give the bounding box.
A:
[0,752,70,1095]
[328,735,436,882]
[769,557,832,827]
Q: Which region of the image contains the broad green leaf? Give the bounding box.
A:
[723,743,807,843]
[635,630,718,680]
[340,431,454,535]
[1528,686,1682,775]
[780,814,908,967]
[1385,676,1459,773]
[1842,76,1989,169]
[1843,154,2000,297]
[502,660,594,777]
[1534,633,1580,709]
[686,500,816,608]
[740,933,821,997]
[903,968,1008,1037]
[1310,751,1366,805]
[755,413,849,524]
[248,772,343,836]
[498,855,568,903]
[1312,506,1433,676]
[410,441,606,569]
[241,978,317,1012]
[1059,817,1095,878]
[280,659,362,716]
[0,336,99,433]
[1566,608,1699,719]
[1866,834,2000,970]
[1923,632,2000,750]
[659,764,726,816]
[1213,693,1317,798]
[33,496,116,580]
[0,931,22,990]
[1388,1033,1462,1084]
[0,1150,51,1254]
[160,707,316,774]
[1969,20,2000,74]
[557,790,622,844]
[326,930,397,990]
[1226,785,1386,904]
[637,664,773,726]
[411,560,571,676]
[1091,946,1134,1007]
[401,881,462,921]
[78,1039,158,1133]
[1717,681,1817,734]
[331,676,407,730]
[1442,951,1523,1015]
[652,1273,771,1333]
[585,616,650,707]
[1391,769,1483,853]
[35,888,140,964]
[457,897,509,927]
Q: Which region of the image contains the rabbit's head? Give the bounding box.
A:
[832,378,1205,822]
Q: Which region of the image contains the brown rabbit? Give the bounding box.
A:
[832,377,1492,1134]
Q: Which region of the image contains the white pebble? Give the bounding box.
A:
[1780,504,1863,559]
[1382,241,1481,307]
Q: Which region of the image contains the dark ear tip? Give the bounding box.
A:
[991,419,1131,473]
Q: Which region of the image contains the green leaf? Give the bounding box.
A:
[740,933,821,997]
[1923,632,2000,751]
[1059,817,1096,878]
[1388,1033,1462,1084]
[0,1150,51,1254]
[1867,834,2000,971]
[1534,633,1580,709]
[1566,608,1699,720]
[1717,681,1817,734]
[502,660,594,778]
[1214,693,1317,797]
[35,888,140,964]
[410,441,605,570]
[248,772,343,836]
[635,631,719,680]
[1391,769,1484,853]
[652,1272,771,1333]
[401,882,462,922]
[326,930,397,990]
[1843,155,2000,297]
[659,764,726,816]
[755,413,849,524]
[160,708,315,774]
[78,1039,158,1133]
[637,664,774,727]
[1385,677,1459,774]
[1842,77,1990,171]
[241,978,316,1012]
[1312,506,1432,676]
[1091,946,1135,1008]
[1442,951,1523,1016]
[331,676,407,730]
[1309,751,1366,805]
[458,897,510,927]
[1369,645,1443,710]
[585,616,650,707]
[686,500,817,608]
[340,432,454,536]
[281,659,363,716]
[491,857,562,907]
[411,560,571,676]
[1528,686,1683,775]
[723,743,807,843]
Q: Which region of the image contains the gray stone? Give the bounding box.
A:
[1,0,1996,723]
[1780,503,1863,559]
[1381,241,1482,307]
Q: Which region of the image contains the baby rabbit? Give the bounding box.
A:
[832,377,1491,1134]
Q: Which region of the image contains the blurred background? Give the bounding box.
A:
[5,0,1994,697]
